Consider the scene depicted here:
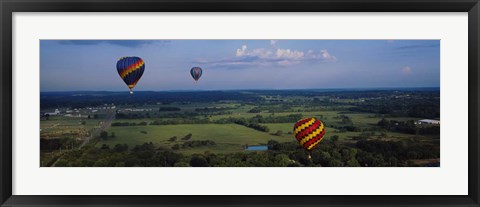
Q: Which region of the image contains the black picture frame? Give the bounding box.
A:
[1,0,479,206]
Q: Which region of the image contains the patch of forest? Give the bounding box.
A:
[49,137,439,167]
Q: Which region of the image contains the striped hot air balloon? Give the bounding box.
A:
[190,67,202,82]
[293,117,326,159]
[117,56,145,94]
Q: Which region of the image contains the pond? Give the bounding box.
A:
[245,145,268,151]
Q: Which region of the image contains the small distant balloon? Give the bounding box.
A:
[116,56,145,94]
[190,67,203,82]
[293,117,326,159]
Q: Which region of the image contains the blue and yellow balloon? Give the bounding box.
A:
[117,57,145,94]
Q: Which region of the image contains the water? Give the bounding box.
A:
[245,145,268,151]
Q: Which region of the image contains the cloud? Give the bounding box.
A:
[275,48,304,59]
[270,40,278,46]
[58,40,169,48]
[320,50,337,62]
[197,44,337,68]
[402,66,412,75]
[236,45,248,56]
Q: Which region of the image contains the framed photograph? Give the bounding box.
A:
[1,0,479,206]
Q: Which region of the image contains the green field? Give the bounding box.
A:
[43,105,432,153]
[97,124,293,154]
[40,90,440,167]
[95,110,429,154]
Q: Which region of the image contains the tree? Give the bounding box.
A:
[407,151,418,160]
[387,157,398,166]
[330,135,339,144]
[55,160,70,167]
[341,148,351,161]
[274,154,291,167]
[274,130,283,136]
[100,144,110,150]
[93,159,109,167]
[168,136,177,142]
[329,159,343,167]
[190,156,209,167]
[287,162,302,167]
[407,160,416,167]
[247,107,262,113]
[346,158,361,167]
[100,131,108,139]
[378,118,389,127]
[341,116,353,125]
[341,148,357,162]
[115,162,126,167]
[182,133,193,140]
[314,151,332,166]
[292,150,310,165]
[113,144,128,153]
[267,140,279,150]
[174,162,190,167]
[171,144,180,150]
[331,151,342,160]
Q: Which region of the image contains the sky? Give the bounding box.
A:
[40,40,440,92]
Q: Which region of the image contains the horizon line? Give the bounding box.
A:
[40,86,440,93]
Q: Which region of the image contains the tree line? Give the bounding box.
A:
[52,135,439,167]
[377,118,440,135]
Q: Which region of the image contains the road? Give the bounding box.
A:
[50,110,116,167]
[79,110,116,149]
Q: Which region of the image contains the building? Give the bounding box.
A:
[44,109,60,116]
[415,119,440,125]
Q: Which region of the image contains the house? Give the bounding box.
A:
[415,119,440,125]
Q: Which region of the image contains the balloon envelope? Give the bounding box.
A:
[293,117,326,151]
[190,67,202,81]
[117,56,145,93]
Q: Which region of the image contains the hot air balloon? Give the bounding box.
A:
[293,117,326,159]
[190,67,203,82]
[117,56,145,94]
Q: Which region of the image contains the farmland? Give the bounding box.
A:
[40,88,440,167]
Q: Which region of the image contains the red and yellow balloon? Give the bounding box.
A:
[293,117,326,159]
